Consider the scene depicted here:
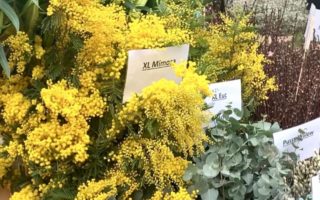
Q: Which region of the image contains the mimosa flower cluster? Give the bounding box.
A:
[9,185,40,200]
[75,171,137,200]
[47,0,192,84]
[196,15,277,101]
[0,0,278,199]
[0,0,204,199]
[151,188,197,200]
[3,32,32,73]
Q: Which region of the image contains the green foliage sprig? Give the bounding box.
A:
[184,108,296,200]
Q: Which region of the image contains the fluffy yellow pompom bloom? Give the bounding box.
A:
[125,15,193,50]
[10,185,40,200]
[47,0,193,85]
[0,147,14,179]
[115,138,188,189]
[78,88,106,118]
[0,76,30,139]
[198,15,277,101]
[48,0,127,80]
[34,35,45,59]
[15,111,46,137]
[141,80,208,156]
[0,157,12,179]
[74,5,127,80]
[0,74,29,95]
[0,1,216,198]
[32,65,45,80]
[75,171,137,200]
[0,93,31,125]
[3,32,32,74]
[5,141,24,158]
[41,80,81,119]
[0,141,24,179]
[41,80,106,120]
[25,117,90,167]
[164,0,203,29]
[151,188,197,200]
[109,62,210,156]
[24,79,106,168]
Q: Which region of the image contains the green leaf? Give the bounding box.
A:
[194,179,210,194]
[43,187,76,200]
[234,108,243,118]
[144,119,159,139]
[249,137,259,146]
[22,0,39,35]
[242,173,253,185]
[21,0,40,15]
[136,6,150,12]
[229,171,242,179]
[0,11,4,33]
[146,0,161,10]
[183,164,197,181]
[30,0,40,8]
[221,166,231,176]
[228,184,246,200]
[261,174,271,185]
[203,164,219,178]
[210,128,226,137]
[226,153,242,167]
[183,170,193,181]
[202,0,212,4]
[258,187,271,196]
[25,0,41,10]
[0,0,19,32]
[201,188,218,200]
[156,1,166,13]
[276,162,290,175]
[205,153,219,167]
[222,109,232,118]
[229,117,241,129]
[133,190,143,200]
[124,0,136,10]
[252,121,272,131]
[270,122,281,133]
[0,45,10,77]
[23,80,45,98]
[134,0,148,7]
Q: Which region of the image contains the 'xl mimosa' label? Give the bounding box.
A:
[123,44,189,102]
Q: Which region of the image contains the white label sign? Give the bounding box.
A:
[204,79,242,119]
[305,3,320,50]
[314,7,320,40]
[312,173,320,200]
[123,44,189,102]
[273,118,320,161]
